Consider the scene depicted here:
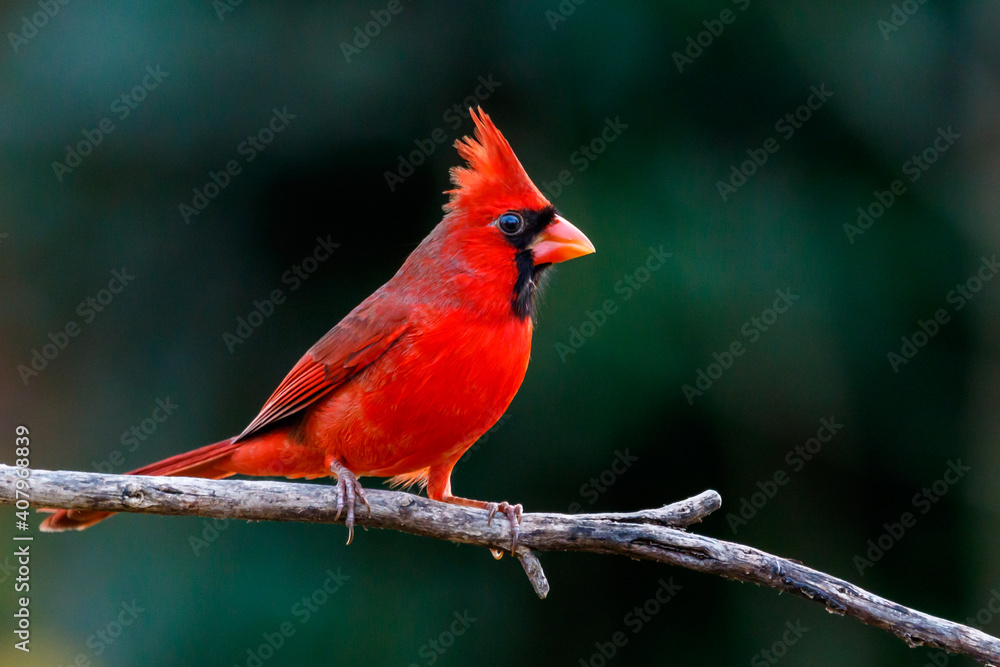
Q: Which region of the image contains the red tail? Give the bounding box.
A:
[39,438,241,532]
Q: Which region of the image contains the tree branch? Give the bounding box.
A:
[2,466,997,664]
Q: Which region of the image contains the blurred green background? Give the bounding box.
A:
[3,1,1000,665]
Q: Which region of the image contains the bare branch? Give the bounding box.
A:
[2,465,997,664]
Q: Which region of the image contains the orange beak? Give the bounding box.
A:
[530,215,596,266]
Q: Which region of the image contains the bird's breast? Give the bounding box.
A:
[302,309,533,476]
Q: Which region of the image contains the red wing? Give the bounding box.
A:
[235,293,410,441]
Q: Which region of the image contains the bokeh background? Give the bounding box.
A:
[3,1,1000,665]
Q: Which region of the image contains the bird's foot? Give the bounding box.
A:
[433,491,524,559]
[486,501,523,559]
[329,460,370,545]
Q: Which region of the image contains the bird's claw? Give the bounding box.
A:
[330,462,369,545]
[486,501,523,557]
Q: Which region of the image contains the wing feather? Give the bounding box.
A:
[235,293,410,441]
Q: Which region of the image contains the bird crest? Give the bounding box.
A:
[445,108,549,220]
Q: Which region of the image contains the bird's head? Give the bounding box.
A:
[439,108,595,319]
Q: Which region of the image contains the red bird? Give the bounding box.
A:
[41,108,595,551]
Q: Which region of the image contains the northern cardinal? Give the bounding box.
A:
[40,108,595,551]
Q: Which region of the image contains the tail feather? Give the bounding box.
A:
[39,438,241,533]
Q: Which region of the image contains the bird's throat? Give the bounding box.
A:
[512,250,548,320]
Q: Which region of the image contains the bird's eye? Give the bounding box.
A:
[496,212,525,236]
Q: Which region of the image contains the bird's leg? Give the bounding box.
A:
[425,462,523,557]
[328,459,370,545]
[441,495,523,558]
